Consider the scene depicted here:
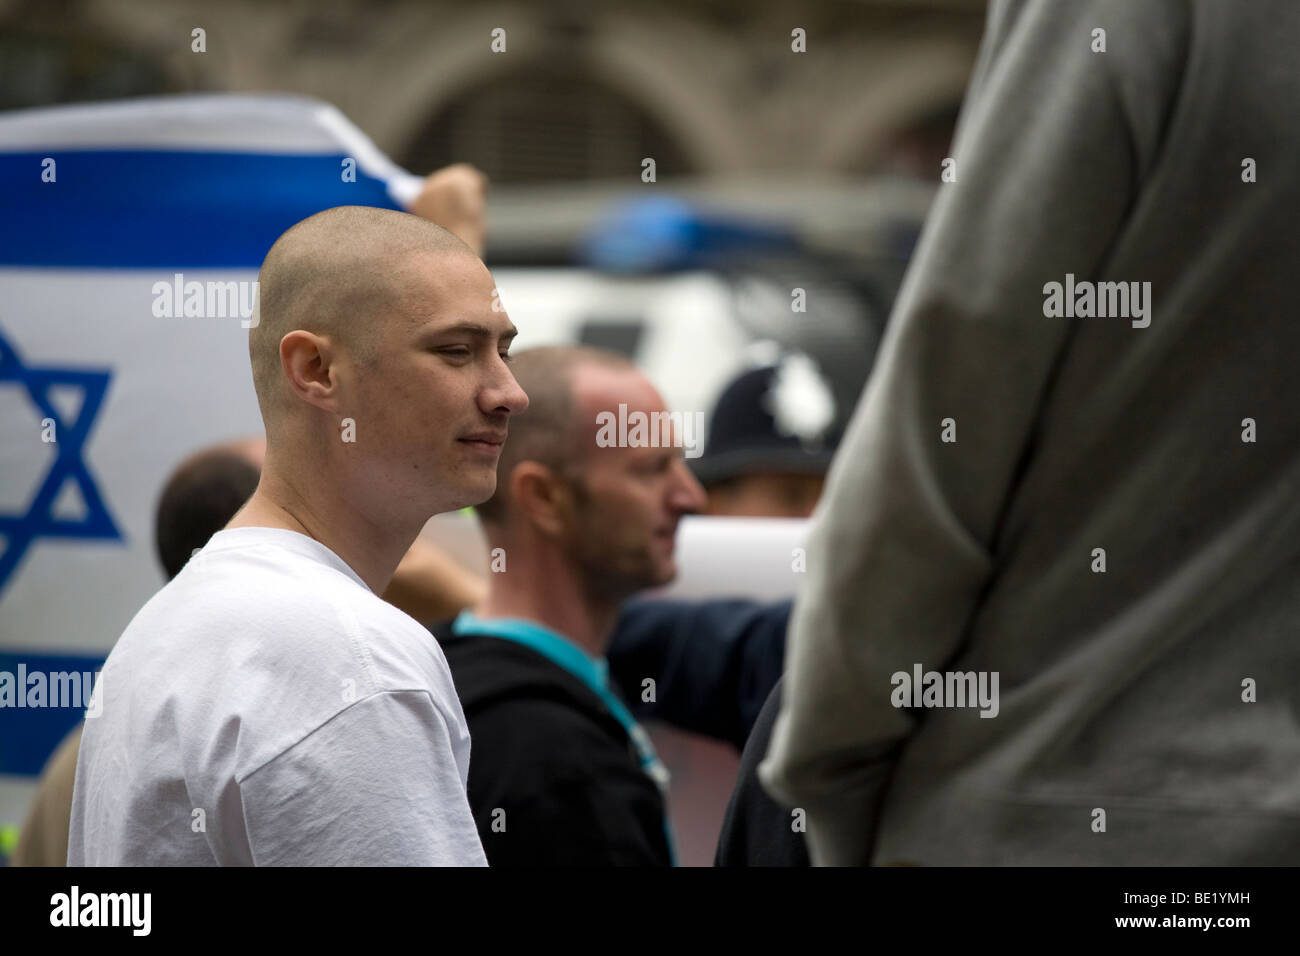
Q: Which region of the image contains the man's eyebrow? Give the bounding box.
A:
[424,322,519,341]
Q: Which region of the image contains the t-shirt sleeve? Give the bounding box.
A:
[238,690,487,866]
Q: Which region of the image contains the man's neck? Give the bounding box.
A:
[476,555,621,660]
[227,463,416,595]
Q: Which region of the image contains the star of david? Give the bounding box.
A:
[0,328,121,594]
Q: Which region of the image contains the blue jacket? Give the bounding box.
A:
[607,598,790,751]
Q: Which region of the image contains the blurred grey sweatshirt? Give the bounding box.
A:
[760,0,1300,865]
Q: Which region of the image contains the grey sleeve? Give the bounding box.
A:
[239,690,487,866]
[759,0,1180,865]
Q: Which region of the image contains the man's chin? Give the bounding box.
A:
[649,560,677,589]
[444,478,497,514]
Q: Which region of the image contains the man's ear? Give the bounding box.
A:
[510,461,574,537]
[279,330,339,412]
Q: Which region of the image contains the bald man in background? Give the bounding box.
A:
[69,206,527,865]
[432,346,707,865]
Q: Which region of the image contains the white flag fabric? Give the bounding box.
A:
[0,94,422,827]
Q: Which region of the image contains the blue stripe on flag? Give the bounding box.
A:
[0,651,106,775]
[0,151,403,268]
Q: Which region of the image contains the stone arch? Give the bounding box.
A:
[399,60,699,183]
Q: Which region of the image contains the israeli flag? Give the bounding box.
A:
[0,94,423,832]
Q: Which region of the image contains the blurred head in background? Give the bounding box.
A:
[477,345,707,607]
[154,437,265,580]
[693,352,840,519]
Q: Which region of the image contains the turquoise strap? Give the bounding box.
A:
[452,611,678,865]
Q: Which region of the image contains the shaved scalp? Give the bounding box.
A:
[475,345,634,525]
[250,205,475,433]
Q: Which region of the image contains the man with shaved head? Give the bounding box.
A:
[70,205,526,866]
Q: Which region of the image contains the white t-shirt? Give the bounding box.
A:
[68,527,487,866]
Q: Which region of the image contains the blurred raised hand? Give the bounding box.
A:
[408,162,489,258]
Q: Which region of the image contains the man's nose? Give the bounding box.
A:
[483,362,529,417]
[668,459,708,514]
